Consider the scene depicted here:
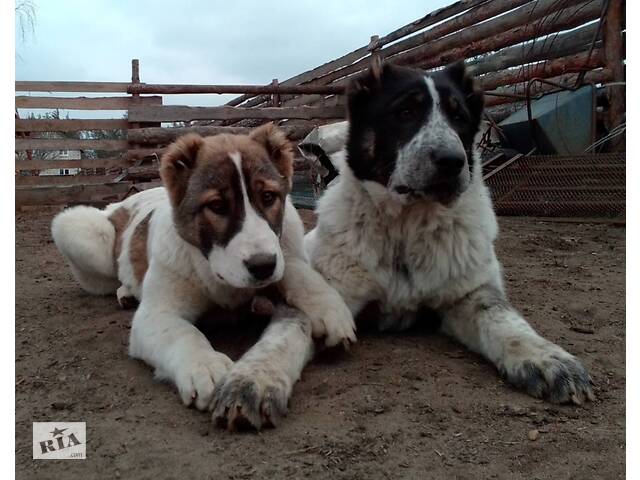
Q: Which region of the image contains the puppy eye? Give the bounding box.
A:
[397,107,416,121]
[261,191,278,207]
[203,199,228,215]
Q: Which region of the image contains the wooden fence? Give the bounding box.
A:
[15,0,624,207]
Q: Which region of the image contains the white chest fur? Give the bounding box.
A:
[310,173,502,313]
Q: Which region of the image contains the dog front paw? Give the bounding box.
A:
[173,351,234,411]
[306,289,357,348]
[211,364,291,431]
[502,340,595,404]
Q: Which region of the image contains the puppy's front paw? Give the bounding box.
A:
[211,364,291,431]
[502,339,595,404]
[173,351,233,411]
[306,289,357,348]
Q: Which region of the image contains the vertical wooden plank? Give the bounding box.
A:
[603,0,625,150]
[271,79,280,107]
[128,58,141,160]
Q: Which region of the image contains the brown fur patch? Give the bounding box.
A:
[158,125,292,253]
[130,212,152,284]
[108,207,131,266]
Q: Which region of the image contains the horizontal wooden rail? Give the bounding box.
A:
[15,119,129,132]
[128,83,345,95]
[478,49,604,91]
[16,182,133,206]
[127,124,314,145]
[15,95,161,110]
[128,105,345,123]
[15,138,128,151]
[484,69,612,107]
[15,157,129,171]
[16,174,120,187]
[16,81,132,93]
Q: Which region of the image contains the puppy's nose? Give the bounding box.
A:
[434,154,465,177]
[244,254,277,281]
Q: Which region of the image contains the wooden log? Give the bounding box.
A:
[484,68,613,107]
[15,157,129,171]
[127,124,315,145]
[225,0,490,108]
[128,105,345,123]
[477,49,605,91]
[485,102,525,122]
[15,119,128,132]
[16,182,133,206]
[16,174,120,186]
[15,95,162,110]
[132,59,140,83]
[311,0,590,88]
[121,166,160,181]
[127,147,166,160]
[602,0,625,137]
[373,0,532,68]
[15,138,128,151]
[253,0,598,114]
[410,0,604,69]
[15,81,131,93]
[469,22,600,76]
[128,83,345,95]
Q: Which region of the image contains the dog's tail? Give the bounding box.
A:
[51,205,119,295]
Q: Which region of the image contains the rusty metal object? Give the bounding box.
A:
[484,153,625,218]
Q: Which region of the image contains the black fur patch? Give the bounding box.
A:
[345,61,484,186]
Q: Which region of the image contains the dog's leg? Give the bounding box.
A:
[278,199,356,347]
[211,305,314,431]
[440,283,594,404]
[128,266,233,411]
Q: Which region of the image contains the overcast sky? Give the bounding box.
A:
[15,0,450,111]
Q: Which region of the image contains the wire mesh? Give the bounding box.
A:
[484,153,625,218]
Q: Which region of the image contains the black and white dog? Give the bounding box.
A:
[305,62,595,404]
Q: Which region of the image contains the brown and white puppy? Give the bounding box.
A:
[51,124,356,430]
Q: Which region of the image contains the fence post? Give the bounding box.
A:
[271,79,280,107]
[367,35,382,70]
[603,0,625,151]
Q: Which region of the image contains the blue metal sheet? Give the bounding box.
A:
[499,85,596,155]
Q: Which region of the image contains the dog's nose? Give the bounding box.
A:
[434,154,465,177]
[244,254,277,281]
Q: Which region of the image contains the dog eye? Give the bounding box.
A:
[397,107,416,121]
[203,199,229,215]
[261,191,278,207]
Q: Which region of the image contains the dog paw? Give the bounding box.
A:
[173,351,234,411]
[502,340,595,405]
[116,285,138,310]
[211,365,291,431]
[306,289,357,349]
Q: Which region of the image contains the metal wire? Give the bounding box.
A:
[484,152,625,217]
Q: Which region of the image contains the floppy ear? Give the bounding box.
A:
[249,123,294,189]
[160,133,204,206]
[444,61,484,120]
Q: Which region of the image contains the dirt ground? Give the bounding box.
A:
[16,207,625,479]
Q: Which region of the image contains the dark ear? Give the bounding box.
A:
[160,133,203,206]
[347,62,387,117]
[249,123,294,189]
[444,61,484,119]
